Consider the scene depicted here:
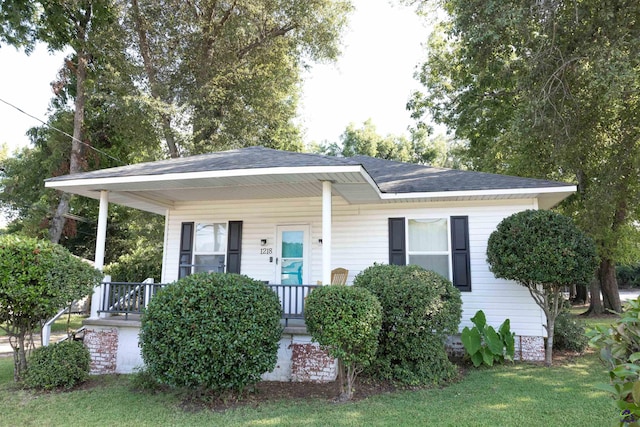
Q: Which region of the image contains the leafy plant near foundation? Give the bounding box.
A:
[588,297,640,426]
[461,310,515,367]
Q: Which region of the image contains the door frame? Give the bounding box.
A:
[275,224,310,284]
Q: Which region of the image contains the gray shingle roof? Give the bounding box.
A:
[46,146,571,193]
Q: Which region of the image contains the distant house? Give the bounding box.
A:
[45,146,575,380]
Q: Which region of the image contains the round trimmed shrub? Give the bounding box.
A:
[139,273,283,393]
[354,264,462,385]
[24,341,90,390]
[305,285,382,400]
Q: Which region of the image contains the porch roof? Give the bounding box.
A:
[45,146,576,214]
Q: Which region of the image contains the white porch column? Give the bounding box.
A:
[90,190,109,319]
[322,181,332,285]
[94,190,109,271]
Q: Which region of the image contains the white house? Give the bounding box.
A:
[45,146,576,380]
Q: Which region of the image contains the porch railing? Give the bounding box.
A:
[98,279,167,319]
[97,280,318,325]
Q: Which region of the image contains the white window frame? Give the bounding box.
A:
[192,222,228,274]
[406,217,452,280]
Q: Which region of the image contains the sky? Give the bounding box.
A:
[0,0,431,155]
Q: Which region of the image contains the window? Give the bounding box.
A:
[388,216,471,291]
[407,218,451,279]
[193,223,227,273]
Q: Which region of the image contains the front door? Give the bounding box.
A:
[275,225,309,285]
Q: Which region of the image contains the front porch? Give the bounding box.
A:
[91,278,318,327]
[79,278,334,381]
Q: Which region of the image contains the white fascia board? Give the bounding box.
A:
[378,185,577,201]
[44,165,367,189]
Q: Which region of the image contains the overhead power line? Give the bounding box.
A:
[0,97,127,166]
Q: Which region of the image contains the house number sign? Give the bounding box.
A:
[260,248,273,255]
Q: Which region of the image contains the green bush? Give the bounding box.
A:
[354,264,462,385]
[553,306,588,353]
[140,272,283,394]
[588,297,640,425]
[305,285,382,400]
[461,310,515,367]
[104,244,162,282]
[0,235,102,381]
[24,341,90,390]
[617,265,640,289]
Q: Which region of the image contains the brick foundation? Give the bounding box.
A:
[290,343,337,382]
[514,335,545,362]
[446,334,545,362]
[84,328,118,374]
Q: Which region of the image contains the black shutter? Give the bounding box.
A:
[450,216,471,291]
[226,221,243,274]
[388,218,406,266]
[179,222,194,279]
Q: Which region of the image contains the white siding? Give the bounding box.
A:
[161,196,545,337]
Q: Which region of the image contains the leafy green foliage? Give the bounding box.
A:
[487,210,597,366]
[104,243,162,282]
[553,303,588,354]
[311,119,450,166]
[461,310,514,367]
[305,285,382,400]
[140,273,282,394]
[0,235,102,380]
[487,210,597,288]
[412,0,640,313]
[24,341,90,390]
[617,265,640,289]
[588,298,640,425]
[353,264,462,385]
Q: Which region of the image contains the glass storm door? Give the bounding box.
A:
[276,225,309,285]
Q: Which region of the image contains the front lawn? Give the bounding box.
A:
[0,314,87,338]
[0,351,614,426]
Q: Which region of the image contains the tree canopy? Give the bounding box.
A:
[0,0,353,258]
[411,0,640,313]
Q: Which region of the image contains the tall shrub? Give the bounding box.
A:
[140,272,282,394]
[354,264,462,385]
[305,285,382,400]
[487,209,597,366]
[0,235,102,381]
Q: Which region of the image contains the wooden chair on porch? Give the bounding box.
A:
[330,268,349,285]
[316,268,349,285]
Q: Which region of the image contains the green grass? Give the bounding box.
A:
[0,352,615,427]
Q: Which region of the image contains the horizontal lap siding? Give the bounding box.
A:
[162,197,545,337]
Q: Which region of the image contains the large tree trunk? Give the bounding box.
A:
[600,257,622,313]
[49,7,92,243]
[587,276,604,315]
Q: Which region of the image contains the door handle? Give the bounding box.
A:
[276,257,279,265]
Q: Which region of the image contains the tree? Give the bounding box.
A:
[312,119,449,165]
[0,235,102,381]
[410,0,640,313]
[486,210,597,366]
[305,285,382,401]
[0,0,121,243]
[125,0,352,156]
